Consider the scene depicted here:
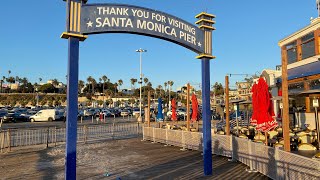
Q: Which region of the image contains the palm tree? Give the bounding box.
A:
[86,76,93,93]
[91,78,97,94]
[130,78,137,90]
[52,79,59,87]
[15,76,20,85]
[78,80,85,94]
[101,75,108,95]
[168,81,174,96]
[6,77,15,91]
[157,85,162,97]
[143,77,149,96]
[164,82,168,92]
[118,79,123,91]
[8,70,11,79]
[114,83,118,96]
[0,79,3,93]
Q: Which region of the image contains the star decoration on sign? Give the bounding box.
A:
[198,41,202,47]
[87,21,93,28]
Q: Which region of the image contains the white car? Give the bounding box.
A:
[120,109,130,116]
[132,108,144,117]
[167,108,192,117]
[30,109,62,122]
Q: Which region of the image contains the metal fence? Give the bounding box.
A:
[143,127,320,180]
[0,122,142,153]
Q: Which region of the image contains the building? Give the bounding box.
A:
[260,69,282,116]
[278,17,320,129]
[235,82,251,100]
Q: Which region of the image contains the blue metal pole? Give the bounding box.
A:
[65,37,79,180]
[201,57,212,175]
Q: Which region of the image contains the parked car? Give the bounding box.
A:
[132,108,144,117]
[0,110,8,121]
[101,109,112,117]
[84,108,99,116]
[120,109,130,116]
[29,109,62,122]
[109,109,121,117]
[2,111,25,123]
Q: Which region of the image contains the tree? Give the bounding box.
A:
[157,85,162,97]
[118,79,123,91]
[52,79,59,87]
[164,82,168,95]
[168,80,174,98]
[38,83,56,93]
[213,82,224,96]
[114,83,118,96]
[86,76,93,93]
[143,77,148,97]
[147,82,152,87]
[130,78,137,90]
[101,75,108,95]
[78,80,85,94]
[6,76,15,91]
[91,78,97,94]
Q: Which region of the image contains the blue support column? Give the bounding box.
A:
[201,57,212,175]
[65,37,79,180]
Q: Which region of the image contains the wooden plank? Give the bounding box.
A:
[304,81,311,113]
[225,75,230,135]
[281,46,291,152]
[314,29,319,55]
[297,38,302,61]
[187,83,190,131]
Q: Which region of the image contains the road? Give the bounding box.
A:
[0,116,138,130]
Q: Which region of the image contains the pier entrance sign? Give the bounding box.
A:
[61,1,215,179]
[80,4,205,53]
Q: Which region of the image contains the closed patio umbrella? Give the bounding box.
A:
[191,93,198,122]
[156,98,163,122]
[255,77,278,132]
[171,98,177,121]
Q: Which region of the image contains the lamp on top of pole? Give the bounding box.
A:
[136,48,147,122]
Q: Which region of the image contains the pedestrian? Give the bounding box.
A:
[99,111,103,122]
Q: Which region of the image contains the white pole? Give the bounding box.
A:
[169,84,171,111]
[139,50,142,122]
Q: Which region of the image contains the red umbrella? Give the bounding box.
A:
[250,83,258,125]
[171,98,177,121]
[191,94,198,122]
[255,78,278,132]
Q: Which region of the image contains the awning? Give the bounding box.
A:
[288,61,320,80]
[277,61,320,82]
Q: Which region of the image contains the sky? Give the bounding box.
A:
[0,0,317,90]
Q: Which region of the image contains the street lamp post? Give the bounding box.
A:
[136,48,147,122]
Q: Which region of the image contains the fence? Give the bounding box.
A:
[0,122,142,153]
[143,127,320,180]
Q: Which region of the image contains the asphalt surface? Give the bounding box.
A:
[0,116,138,130]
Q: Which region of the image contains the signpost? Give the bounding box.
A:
[61,1,215,178]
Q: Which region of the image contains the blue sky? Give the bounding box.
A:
[0,0,317,90]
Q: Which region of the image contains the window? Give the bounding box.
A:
[310,79,320,90]
[288,82,304,94]
[301,32,315,59]
[286,41,297,64]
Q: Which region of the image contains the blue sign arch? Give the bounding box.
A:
[61,0,215,179]
[80,4,205,54]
